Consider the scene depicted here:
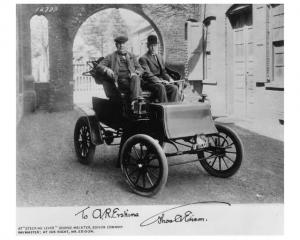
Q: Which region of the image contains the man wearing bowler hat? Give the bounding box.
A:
[139,35,179,103]
[97,35,143,103]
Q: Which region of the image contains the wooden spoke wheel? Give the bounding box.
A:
[74,117,96,165]
[198,124,244,178]
[120,134,168,197]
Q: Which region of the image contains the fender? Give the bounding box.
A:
[86,115,103,145]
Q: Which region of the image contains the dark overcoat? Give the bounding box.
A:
[139,52,171,84]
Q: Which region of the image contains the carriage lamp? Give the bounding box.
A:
[192,134,208,150]
[131,97,147,117]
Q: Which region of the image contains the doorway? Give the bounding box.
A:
[229,6,255,118]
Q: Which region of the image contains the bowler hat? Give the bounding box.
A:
[147,35,158,45]
[114,36,128,44]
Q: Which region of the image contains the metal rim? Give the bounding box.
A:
[201,132,238,172]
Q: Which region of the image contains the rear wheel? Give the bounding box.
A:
[198,124,243,178]
[74,117,96,165]
[120,134,168,197]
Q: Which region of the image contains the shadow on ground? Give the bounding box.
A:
[16,110,284,206]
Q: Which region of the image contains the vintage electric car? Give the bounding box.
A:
[74,58,244,197]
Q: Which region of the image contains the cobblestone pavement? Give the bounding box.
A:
[17,110,284,207]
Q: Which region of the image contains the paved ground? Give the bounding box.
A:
[16,109,284,207]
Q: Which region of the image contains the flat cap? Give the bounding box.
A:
[114,36,128,44]
[147,35,158,45]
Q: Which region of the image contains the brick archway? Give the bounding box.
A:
[69,5,165,56]
[71,6,165,105]
[17,4,200,112]
[48,4,168,111]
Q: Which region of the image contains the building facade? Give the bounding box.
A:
[186,4,284,125]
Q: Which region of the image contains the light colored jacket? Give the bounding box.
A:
[98,51,143,82]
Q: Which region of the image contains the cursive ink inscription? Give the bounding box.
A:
[75,206,139,220]
[140,201,230,227]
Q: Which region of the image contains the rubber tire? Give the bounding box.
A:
[120,134,168,197]
[74,117,96,165]
[198,123,243,178]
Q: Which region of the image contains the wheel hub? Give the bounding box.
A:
[215,147,225,156]
[138,163,143,168]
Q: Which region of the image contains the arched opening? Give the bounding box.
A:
[72,8,162,105]
[30,15,49,82]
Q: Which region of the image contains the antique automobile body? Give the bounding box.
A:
[74,59,244,196]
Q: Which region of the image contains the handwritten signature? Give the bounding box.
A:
[75,207,139,220]
[140,201,230,227]
[74,201,230,226]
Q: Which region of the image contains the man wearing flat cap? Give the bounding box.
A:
[97,35,143,102]
[139,35,179,103]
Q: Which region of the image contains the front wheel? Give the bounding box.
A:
[198,124,244,178]
[120,134,168,197]
[74,117,96,165]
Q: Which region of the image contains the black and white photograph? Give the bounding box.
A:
[15,1,286,236]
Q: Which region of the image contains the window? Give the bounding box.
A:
[268,4,284,86]
[272,41,284,85]
[30,15,49,82]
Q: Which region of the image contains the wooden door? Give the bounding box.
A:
[232,8,254,118]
